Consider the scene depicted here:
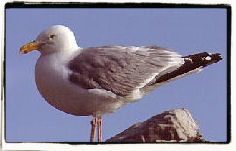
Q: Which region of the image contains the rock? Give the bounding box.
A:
[106,108,207,142]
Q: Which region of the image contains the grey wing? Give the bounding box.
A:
[68,45,184,98]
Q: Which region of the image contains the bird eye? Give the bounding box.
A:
[49,34,56,39]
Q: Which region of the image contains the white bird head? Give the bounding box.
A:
[20,25,79,55]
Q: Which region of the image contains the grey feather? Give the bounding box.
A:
[68,45,183,97]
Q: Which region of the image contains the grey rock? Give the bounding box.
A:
[106,108,207,142]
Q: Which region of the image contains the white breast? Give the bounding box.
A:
[35,52,124,116]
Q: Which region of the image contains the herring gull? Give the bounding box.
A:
[20,25,222,142]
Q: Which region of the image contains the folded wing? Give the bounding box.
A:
[68,45,184,98]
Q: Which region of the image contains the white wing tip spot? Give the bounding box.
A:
[185,58,192,62]
[205,56,212,61]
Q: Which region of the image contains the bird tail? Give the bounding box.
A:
[155,52,222,84]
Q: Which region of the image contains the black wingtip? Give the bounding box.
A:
[211,53,222,63]
[183,52,222,68]
[154,52,222,84]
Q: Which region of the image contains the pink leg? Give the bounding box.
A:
[90,116,97,142]
[97,115,102,142]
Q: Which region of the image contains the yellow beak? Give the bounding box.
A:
[19,41,41,54]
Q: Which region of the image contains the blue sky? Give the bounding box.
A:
[5,8,227,142]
